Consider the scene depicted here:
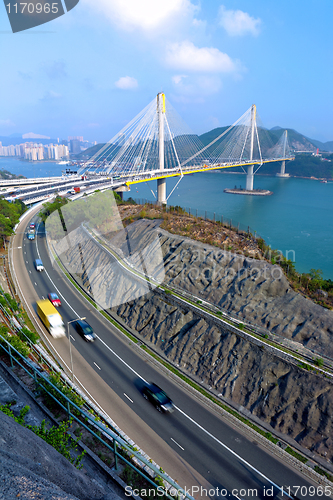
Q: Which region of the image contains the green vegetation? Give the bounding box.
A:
[39,371,85,414]
[0,325,30,358]
[28,418,86,469]
[0,169,25,180]
[39,195,68,224]
[314,466,333,482]
[285,446,308,464]
[0,198,26,248]
[256,237,333,307]
[0,403,85,469]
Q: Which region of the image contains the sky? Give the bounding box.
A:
[0,0,332,143]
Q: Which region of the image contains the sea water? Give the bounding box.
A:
[1,158,332,278]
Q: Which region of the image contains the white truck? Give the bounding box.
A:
[36,300,66,338]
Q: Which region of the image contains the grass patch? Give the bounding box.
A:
[285,446,308,464]
[314,466,333,483]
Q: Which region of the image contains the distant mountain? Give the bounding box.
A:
[306,137,333,152]
[22,132,50,139]
[0,135,58,146]
[199,126,333,154]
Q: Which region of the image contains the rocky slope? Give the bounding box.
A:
[108,219,333,358]
[50,219,333,461]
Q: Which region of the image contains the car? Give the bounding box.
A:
[30,222,35,229]
[48,293,61,307]
[34,259,44,272]
[142,383,174,413]
[73,319,96,342]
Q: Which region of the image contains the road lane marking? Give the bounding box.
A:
[29,270,31,273]
[70,335,76,341]
[42,296,45,299]
[35,230,291,497]
[94,362,101,370]
[34,282,37,286]
[174,405,291,498]
[26,260,28,263]
[124,393,133,403]
[171,438,184,450]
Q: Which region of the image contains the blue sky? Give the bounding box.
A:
[0,0,332,143]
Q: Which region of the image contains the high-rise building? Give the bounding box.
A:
[70,139,81,154]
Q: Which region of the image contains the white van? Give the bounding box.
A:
[34,259,44,272]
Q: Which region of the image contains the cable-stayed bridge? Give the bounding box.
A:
[1,93,294,204]
[77,93,294,204]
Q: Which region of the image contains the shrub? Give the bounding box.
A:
[18,327,39,344]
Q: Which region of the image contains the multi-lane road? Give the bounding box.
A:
[11,207,329,500]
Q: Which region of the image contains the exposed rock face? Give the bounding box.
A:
[0,411,117,500]
[114,292,333,460]
[53,219,333,460]
[107,219,333,358]
[158,229,333,357]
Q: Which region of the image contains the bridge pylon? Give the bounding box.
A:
[276,130,290,177]
[157,92,167,205]
[245,104,256,191]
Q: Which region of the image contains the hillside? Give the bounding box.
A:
[76,126,333,179]
[49,213,333,463]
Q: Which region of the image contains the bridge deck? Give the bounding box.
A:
[124,157,294,185]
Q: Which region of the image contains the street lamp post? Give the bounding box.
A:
[67,317,86,382]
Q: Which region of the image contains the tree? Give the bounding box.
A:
[0,214,13,249]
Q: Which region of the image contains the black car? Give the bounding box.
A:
[73,319,96,342]
[142,383,174,413]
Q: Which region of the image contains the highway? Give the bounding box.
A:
[11,209,328,500]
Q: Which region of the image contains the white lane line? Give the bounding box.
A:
[35,229,291,497]
[29,270,31,273]
[96,336,147,383]
[34,282,37,286]
[171,438,184,451]
[124,393,133,403]
[42,296,45,299]
[70,335,76,341]
[26,260,28,263]
[94,362,101,370]
[174,405,292,498]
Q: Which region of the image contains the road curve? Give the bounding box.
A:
[10,205,324,500]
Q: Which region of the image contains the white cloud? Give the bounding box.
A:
[219,6,261,37]
[115,76,138,90]
[166,41,236,73]
[87,0,196,32]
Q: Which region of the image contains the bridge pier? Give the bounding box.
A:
[276,160,290,177]
[246,166,254,191]
[157,178,166,205]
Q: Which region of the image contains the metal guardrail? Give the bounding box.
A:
[0,334,195,500]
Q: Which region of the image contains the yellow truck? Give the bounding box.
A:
[36,300,66,339]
